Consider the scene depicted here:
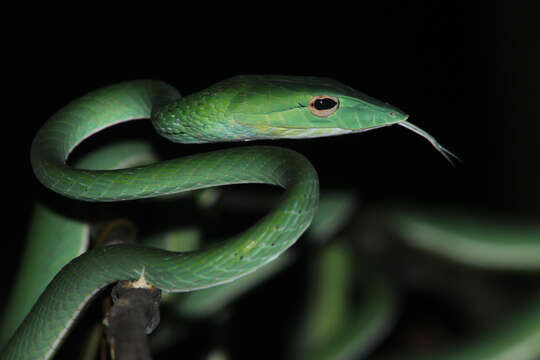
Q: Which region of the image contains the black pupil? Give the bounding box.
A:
[313,98,337,110]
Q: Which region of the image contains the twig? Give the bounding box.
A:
[104,273,162,360]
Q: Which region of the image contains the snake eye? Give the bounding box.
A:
[308,95,339,117]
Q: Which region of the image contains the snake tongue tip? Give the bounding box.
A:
[398,121,460,165]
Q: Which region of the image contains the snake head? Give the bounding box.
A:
[151,75,457,165]
[226,75,410,139]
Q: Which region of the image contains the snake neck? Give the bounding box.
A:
[151,94,257,144]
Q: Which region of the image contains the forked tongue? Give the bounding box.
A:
[398,121,460,166]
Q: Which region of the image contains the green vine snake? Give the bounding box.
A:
[2,75,453,359]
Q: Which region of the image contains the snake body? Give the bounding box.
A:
[3,75,444,359]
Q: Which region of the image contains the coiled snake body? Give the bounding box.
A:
[3,75,449,359]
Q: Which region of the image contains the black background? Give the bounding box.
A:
[3,2,539,358]
[8,3,538,237]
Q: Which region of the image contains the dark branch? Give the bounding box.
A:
[104,280,162,360]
